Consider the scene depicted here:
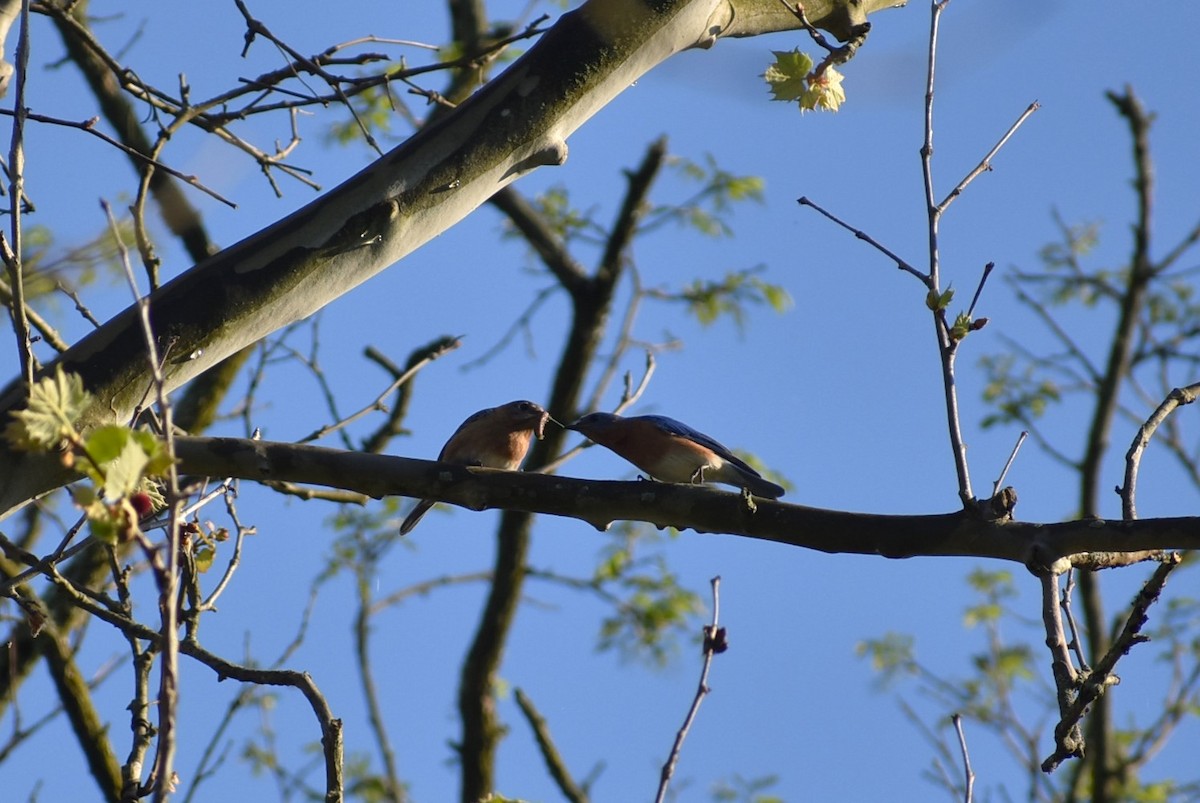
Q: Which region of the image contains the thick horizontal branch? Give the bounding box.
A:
[173,437,1200,564]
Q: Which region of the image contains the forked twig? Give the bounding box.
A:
[298,336,463,444]
[0,110,236,207]
[1041,556,1181,772]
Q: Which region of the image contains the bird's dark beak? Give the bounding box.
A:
[563,418,581,433]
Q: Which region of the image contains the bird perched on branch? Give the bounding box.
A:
[400,400,555,535]
[566,412,785,499]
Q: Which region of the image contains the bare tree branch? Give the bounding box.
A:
[655,576,724,803]
[514,688,590,803]
[113,435,1200,562]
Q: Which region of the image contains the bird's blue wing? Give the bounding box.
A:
[640,415,764,477]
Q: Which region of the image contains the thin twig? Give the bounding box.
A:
[5,0,33,387]
[130,134,165,289]
[234,0,385,156]
[951,713,975,803]
[198,483,254,611]
[0,109,236,207]
[965,261,994,319]
[540,351,655,475]
[1060,569,1090,672]
[776,0,872,77]
[34,545,344,801]
[918,0,1034,508]
[360,337,459,454]
[797,196,926,282]
[369,571,494,616]
[1122,382,1200,520]
[991,430,1027,497]
[515,688,590,803]
[654,576,725,803]
[583,265,648,414]
[298,335,462,444]
[261,481,370,504]
[106,198,185,802]
[1008,282,1103,385]
[460,287,555,369]
[0,274,69,351]
[937,102,1040,214]
[56,280,103,328]
[353,565,404,802]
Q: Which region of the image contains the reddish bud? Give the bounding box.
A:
[129,492,153,519]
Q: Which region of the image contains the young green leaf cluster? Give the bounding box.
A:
[6,367,171,543]
[763,49,846,113]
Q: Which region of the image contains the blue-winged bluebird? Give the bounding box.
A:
[566,412,785,498]
[400,400,554,535]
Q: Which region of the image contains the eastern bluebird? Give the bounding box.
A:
[566,412,785,499]
[400,400,555,534]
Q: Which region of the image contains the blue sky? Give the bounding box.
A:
[3,1,1200,801]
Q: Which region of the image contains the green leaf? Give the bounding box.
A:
[664,269,791,331]
[856,633,915,675]
[964,602,1002,627]
[967,568,1014,594]
[194,545,215,573]
[85,425,132,465]
[726,175,765,200]
[82,497,124,545]
[763,283,792,313]
[765,52,847,113]
[71,485,97,507]
[131,429,174,476]
[595,548,630,582]
[17,221,136,302]
[974,645,1033,682]
[88,513,120,545]
[925,286,955,311]
[101,435,151,500]
[763,49,813,103]
[592,547,703,666]
[950,311,972,341]
[6,366,93,449]
[686,206,725,237]
[979,354,1065,429]
[80,426,172,495]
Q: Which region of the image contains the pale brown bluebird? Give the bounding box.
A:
[399,400,554,535]
[566,412,785,499]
